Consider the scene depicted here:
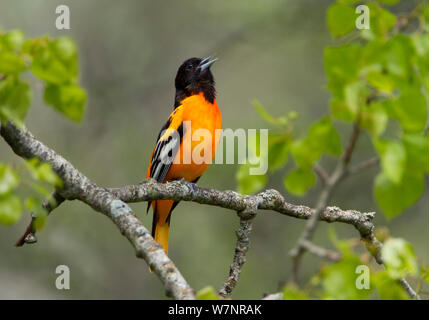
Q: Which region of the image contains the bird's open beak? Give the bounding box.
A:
[199,56,218,72]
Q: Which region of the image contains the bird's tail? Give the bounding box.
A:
[153,219,170,255]
[149,200,176,273]
[151,199,174,255]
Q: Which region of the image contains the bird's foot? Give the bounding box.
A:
[182,179,196,197]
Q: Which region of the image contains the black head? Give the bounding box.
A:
[174,56,217,108]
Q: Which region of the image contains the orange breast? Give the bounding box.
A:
[166,92,222,182]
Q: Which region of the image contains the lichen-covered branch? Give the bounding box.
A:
[219,215,254,298]
[1,121,419,300]
[107,180,377,233]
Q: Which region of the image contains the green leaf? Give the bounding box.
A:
[402,134,429,173]
[327,3,356,38]
[366,71,394,94]
[291,139,319,168]
[321,255,372,300]
[381,238,418,279]
[44,84,87,122]
[52,37,78,63]
[2,30,25,52]
[0,52,26,74]
[30,37,78,85]
[0,193,22,225]
[0,77,32,123]
[325,45,362,88]
[374,171,425,219]
[29,181,52,198]
[344,81,367,116]
[283,284,308,300]
[375,139,406,184]
[422,3,429,22]
[361,102,388,138]
[330,78,369,123]
[330,97,356,122]
[196,286,219,300]
[373,272,408,300]
[26,158,62,187]
[236,162,267,194]
[0,164,19,195]
[284,167,316,196]
[252,100,287,126]
[423,268,429,283]
[383,35,414,79]
[411,33,429,57]
[291,117,342,169]
[268,135,290,171]
[37,163,61,186]
[307,117,342,156]
[367,3,397,38]
[391,87,427,133]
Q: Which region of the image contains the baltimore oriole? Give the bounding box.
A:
[146,56,222,255]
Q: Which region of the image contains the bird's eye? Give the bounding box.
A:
[186,64,193,71]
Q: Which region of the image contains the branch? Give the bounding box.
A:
[342,121,361,166]
[399,278,420,300]
[107,182,375,229]
[1,122,194,300]
[313,163,329,185]
[300,239,342,262]
[219,213,255,298]
[348,157,379,175]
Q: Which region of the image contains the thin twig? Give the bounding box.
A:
[15,191,64,247]
[399,278,421,300]
[300,239,342,262]
[342,122,361,165]
[313,163,329,185]
[289,121,361,284]
[348,157,379,175]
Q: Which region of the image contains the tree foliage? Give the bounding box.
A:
[0,30,85,227]
[236,0,429,299]
[238,0,429,220]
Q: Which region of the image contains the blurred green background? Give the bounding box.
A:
[0,0,427,299]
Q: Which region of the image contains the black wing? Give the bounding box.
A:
[150,121,185,183]
[147,119,185,213]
